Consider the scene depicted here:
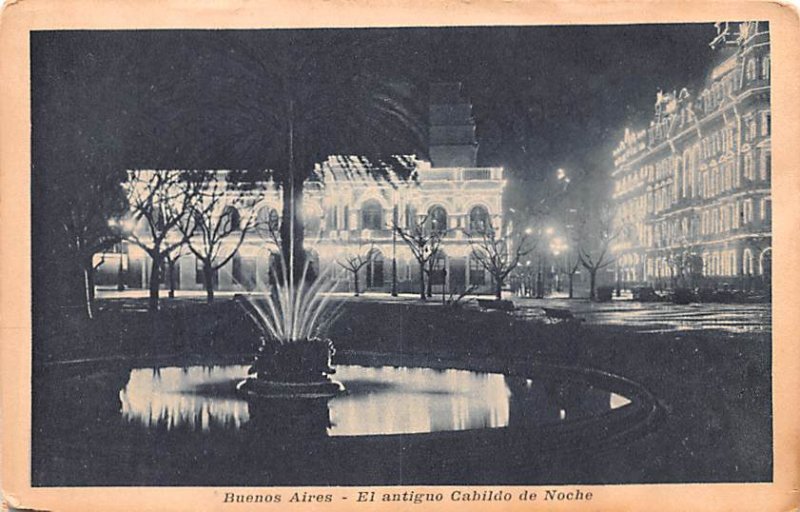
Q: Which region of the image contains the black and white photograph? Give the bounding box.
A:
[27,20,775,490]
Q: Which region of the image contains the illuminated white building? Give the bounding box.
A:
[612,22,771,290]
[101,83,506,295]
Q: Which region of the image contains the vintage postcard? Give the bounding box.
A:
[1,0,798,511]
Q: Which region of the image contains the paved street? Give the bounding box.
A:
[511,297,771,334]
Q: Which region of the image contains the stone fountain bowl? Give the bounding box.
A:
[236,337,345,399]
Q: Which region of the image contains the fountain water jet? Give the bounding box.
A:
[236,251,345,398]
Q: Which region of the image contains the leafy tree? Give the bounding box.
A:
[149,31,429,285]
[51,170,127,319]
[32,36,141,320]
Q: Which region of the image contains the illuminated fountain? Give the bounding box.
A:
[235,257,345,398]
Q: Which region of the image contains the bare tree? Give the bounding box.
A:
[120,170,199,311]
[336,242,376,296]
[163,243,187,299]
[468,223,537,300]
[576,202,624,301]
[393,214,446,301]
[180,173,264,303]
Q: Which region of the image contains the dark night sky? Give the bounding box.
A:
[31,24,719,211]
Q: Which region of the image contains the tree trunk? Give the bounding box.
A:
[353,271,360,296]
[589,269,597,301]
[82,267,94,320]
[148,255,161,312]
[280,174,306,285]
[419,261,426,301]
[168,260,177,298]
[426,270,432,298]
[203,263,215,304]
[568,272,575,299]
[495,277,503,300]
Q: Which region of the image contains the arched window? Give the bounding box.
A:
[367,250,384,288]
[361,200,383,230]
[746,59,757,81]
[427,206,448,234]
[255,205,280,237]
[221,206,241,232]
[760,247,772,278]
[743,248,754,276]
[303,202,323,236]
[468,206,490,233]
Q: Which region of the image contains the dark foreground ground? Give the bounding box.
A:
[32,297,772,485]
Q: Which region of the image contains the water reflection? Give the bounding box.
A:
[117,364,631,436]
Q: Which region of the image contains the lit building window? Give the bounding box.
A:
[743,248,754,276]
[744,153,755,180]
[468,206,490,233]
[746,58,757,81]
[469,256,485,285]
[361,200,383,230]
[761,55,770,80]
[326,205,338,230]
[760,149,771,181]
[427,205,448,233]
[761,111,770,136]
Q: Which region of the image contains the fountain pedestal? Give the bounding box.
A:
[237,338,345,399]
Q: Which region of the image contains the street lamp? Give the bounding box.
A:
[391,204,398,297]
[108,218,132,292]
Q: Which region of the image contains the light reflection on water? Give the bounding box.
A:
[119,365,628,436]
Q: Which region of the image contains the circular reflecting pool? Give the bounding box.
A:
[32,355,657,486]
[119,364,632,436]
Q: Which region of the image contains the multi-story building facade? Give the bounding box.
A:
[99,82,506,295]
[612,21,771,291]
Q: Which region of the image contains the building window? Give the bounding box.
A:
[232,254,242,284]
[343,205,350,230]
[255,206,280,238]
[468,206,490,233]
[761,111,771,136]
[195,258,219,287]
[469,256,485,285]
[361,200,383,230]
[746,58,757,81]
[430,253,446,285]
[761,55,770,80]
[744,153,755,180]
[760,149,771,181]
[326,205,338,230]
[743,248,754,276]
[367,251,384,288]
[764,198,772,223]
[404,204,415,229]
[222,206,241,232]
[744,198,754,224]
[427,206,448,234]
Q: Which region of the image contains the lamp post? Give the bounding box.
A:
[108,218,128,292]
[391,204,398,297]
[116,248,125,291]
